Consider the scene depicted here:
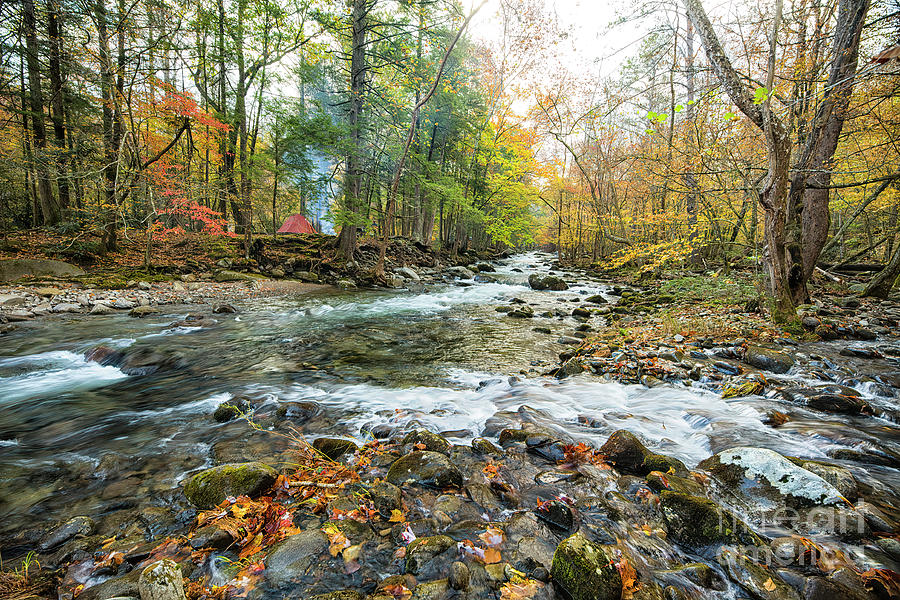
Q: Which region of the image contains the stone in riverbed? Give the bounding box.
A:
[780,386,873,415]
[38,516,95,552]
[307,592,364,600]
[743,345,794,374]
[717,548,800,600]
[138,559,185,600]
[402,428,451,454]
[129,305,159,318]
[528,274,568,291]
[213,397,250,422]
[90,302,116,315]
[659,491,762,548]
[599,430,687,476]
[386,451,463,488]
[404,535,456,575]
[550,532,621,600]
[183,462,278,508]
[584,294,607,304]
[264,529,329,585]
[276,400,321,421]
[699,447,845,507]
[799,461,858,500]
[214,270,257,282]
[0,258,84,281]
[312,437,358,460]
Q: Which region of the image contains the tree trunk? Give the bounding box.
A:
[95,0,121,252]
[338,0,368,260]
[23,0,58,225]
[46,0,71,212]
[862,243,900,299]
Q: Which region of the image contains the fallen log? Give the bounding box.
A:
[817,263,886,273]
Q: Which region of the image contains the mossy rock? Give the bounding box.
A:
[743,346,794,374]
[403,429,451,454]
[387,451,463,489]
[307,592,363,600]
[659,491,762,549]
[550,532,621,600]
[600,430,687,476]
[645,471,704,496]
[184,462,278,509]
[404,535,456,574]
[411,579,449,600]
[213,398,250,423]
[472,437,502,455]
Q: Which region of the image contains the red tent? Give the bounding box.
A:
[277,213,317,234]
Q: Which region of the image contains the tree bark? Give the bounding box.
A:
[23,0,59,225]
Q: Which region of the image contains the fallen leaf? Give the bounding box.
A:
[763,577,776,591]
[388,509,405,522]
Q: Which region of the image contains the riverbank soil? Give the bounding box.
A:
[1,251,899,600]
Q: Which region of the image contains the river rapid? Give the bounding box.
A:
[2,252,899,598]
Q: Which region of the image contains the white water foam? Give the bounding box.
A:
[0,350,128,403]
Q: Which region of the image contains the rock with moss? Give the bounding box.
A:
[528,274,569,291]
[743,345,794,374]
[411,579,449,600]
[699,447,845,508]
[138,559,185,600]
[799,461,858,500]
[659,491,762,549]
[645,471,704,496]
[599,430,687,476]
[360,480,401,518]
[129,305,159,318]
[264,529,329,585]
[404,535,456,575]
[550,532,621,600]
[213,397,250,423]
[306,592,363,600]
[718,548,800,600]
[312,437,358,460]
[472,437,502,455]
[403,429,451,454]
[387,451,463,489]
[183,462,278,509]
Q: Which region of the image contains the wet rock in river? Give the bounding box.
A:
[212,303,237,313]
[472,437,502,455]
[744,345,794,374]
[183,462,278,508]
[402,428,451,454]
[699,447,845,507]
[779,386,873,415]
[312,437,358,460]
[138,559,185,600]
[129,305,159,318]
[799,461,858,500]
[276,400,321,421]
[550,532,621,600]
[599,430,687,476]
[307,591,364,600]
[659,491,762,548]
[404,535,456,575]
[359,480,401,518]
[38,515,95,552]
[386,451,463,488]
[528,274,569,291]
[718,548,800,600]
[264,529,329,585]
[213,397,251,422]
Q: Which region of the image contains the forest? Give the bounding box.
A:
[1,0,897,318]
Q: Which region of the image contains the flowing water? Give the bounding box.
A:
[1,252,898,550]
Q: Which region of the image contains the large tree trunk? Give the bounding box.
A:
[95,0,121,252]
[338,0,368,260]
[46,0,71,212]
[23,0,58,225]
[787,0,870,301]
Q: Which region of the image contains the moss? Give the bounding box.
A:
[550,533,621,600]
[411,579,449,600]
[402,429,451,454]
[183,462,277,509]
[642,453,688,476]
[307,592,363,600]
[659,491,762,549]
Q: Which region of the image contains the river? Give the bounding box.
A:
[2,252,899,589]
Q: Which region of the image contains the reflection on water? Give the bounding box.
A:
[0,252,898,543]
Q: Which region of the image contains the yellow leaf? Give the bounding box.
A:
[763,577,776,591]
[388,509,405,523]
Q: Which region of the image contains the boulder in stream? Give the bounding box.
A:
[528,274,568,291]
[138,559,186,600]
[744,345,794,374]
[183,462,278,508]
[599,430,687,476]
[550,532,621,600]
[386,451,463,488]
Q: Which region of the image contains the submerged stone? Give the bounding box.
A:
[386,451,463,488]
[744,345,794,374]
[138,559,185,600]
[659,491,762,549]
